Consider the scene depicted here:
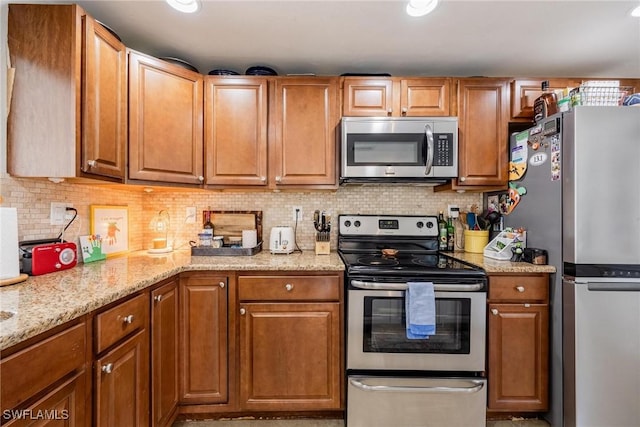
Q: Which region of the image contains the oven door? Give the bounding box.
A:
[347,281,486,372]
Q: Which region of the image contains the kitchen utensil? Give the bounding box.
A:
[245,65,278,76]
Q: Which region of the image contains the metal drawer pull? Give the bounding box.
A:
[516,286,525,292]
[219,281,225,288]
[154,295,163,302]
[285,283,294,291]
[491,308,499,315]
[240,308,246,315]
[350,280,483,292]
[102,363,113,374]
[349,378,485,394]
[122,315,134,324]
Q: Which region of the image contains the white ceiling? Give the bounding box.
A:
[67,0,640,78]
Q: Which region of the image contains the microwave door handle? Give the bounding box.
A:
[424,124,434,175]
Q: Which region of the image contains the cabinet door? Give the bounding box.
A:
[342,77,395,116]
[401,78,451,116]
[95,329,149,427]
[151,280,179,427]
[128,51,204,185]
[271,77,340,187]
[455,78,510,187]
[204,77,268,186]
[510,78,581,121]
[239,302,341,411]
[81,16,127,179]
[3,371,88,427]
[180,275,228,404]
[487,303,549,411]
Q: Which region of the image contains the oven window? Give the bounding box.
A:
[347,133,425,166]
[363,297,471,354]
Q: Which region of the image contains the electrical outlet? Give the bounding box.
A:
[50,202,73,225]
[186,207,196,223]
[447,204,459,218]
[292,206,303,222]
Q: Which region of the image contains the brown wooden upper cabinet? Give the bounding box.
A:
[128,51,204,185]
[270,77,340,188]
[436,78,510,192]
[204,77,269,186]
[8,4,127,181]
[510,78,640,121]
[342,77,451,117]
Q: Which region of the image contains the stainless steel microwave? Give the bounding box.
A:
[340,117,458,184]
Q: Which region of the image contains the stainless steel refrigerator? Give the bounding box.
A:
[505,106,640,427]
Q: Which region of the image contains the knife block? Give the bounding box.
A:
[315,233,330,255]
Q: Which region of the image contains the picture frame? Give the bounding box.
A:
[90,205,129,257]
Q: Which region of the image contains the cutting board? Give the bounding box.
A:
[205,211,262,244]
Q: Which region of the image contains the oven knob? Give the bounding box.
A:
[425,221,434,228]
[344,220,351,227]
[416,221,424,228]
[354,220,361,228]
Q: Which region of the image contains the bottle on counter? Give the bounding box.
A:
[533,80,558,123]
[438,211,448,251]
[447,216,455,251]
[203,211,214,235]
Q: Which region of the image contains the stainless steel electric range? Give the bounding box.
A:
[338,214,488,427]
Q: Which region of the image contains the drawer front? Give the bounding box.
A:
[1,322,86,412]
[489,275,548,302]
[95,293,148,353]
[238,275,340,301]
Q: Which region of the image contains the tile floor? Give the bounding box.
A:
[173,417,550,427]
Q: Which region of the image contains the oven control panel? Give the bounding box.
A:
[339,215,438,236]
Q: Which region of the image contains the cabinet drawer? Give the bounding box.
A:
[1,322,86,411]
[489,275,548,302]
[238,275,340,301]
[95,293,148,353]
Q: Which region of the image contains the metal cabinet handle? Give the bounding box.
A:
[198,175,204,182]
[401,107,408,115]
[516,286,525,293]
[491,308,499,315]
[87,160,97,168]
[459,176,466,182]
[387,108,393,115]
[102,363,113,374]
[285,283,294,291]
[154,295,163,302]
[275,176,282,183]
[122,315,134,324]
[240,308,246,315]
[260,176,266,182]
[219,281,225,288]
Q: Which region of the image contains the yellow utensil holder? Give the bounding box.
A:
[464,230,489,253]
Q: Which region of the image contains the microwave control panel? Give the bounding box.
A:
[434,133,454,166]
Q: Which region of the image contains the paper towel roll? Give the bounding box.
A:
[242,229,258,249]
[0,208,20,280]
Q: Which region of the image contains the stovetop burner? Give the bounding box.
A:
[356,256,400,267]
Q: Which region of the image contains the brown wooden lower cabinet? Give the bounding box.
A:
[94,329,149,427]
[179,273,229,404]
[487,274,549,412]
[151,279,180,427]
[237,274,343,412]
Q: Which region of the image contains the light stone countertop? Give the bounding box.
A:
[0,248,554,351]
[0,249,345,351]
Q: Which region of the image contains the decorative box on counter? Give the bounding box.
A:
[483,229,526,261]
[191,241,262,256]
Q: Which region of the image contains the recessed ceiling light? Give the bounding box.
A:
[166,0,200,14]
[406,0,439,17]
[632,5,640,17]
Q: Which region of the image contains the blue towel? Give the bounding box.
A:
[405,281,436,339]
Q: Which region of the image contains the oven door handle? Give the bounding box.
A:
[349,378,485,394]
[350,279,483,292]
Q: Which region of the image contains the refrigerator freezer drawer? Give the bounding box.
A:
[347,376,486,427]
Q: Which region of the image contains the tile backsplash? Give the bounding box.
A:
[1,176,481,253]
